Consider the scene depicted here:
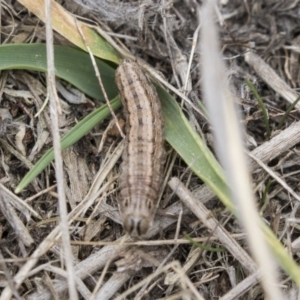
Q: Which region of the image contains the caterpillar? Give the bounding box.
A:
[115,60,165,237]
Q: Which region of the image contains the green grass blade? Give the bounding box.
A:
[157,85,233,209]
[184,233,224,252]
[0,43,118,101]
[15,97,121,193]
[245,79,271,139]
[277,95,300,129]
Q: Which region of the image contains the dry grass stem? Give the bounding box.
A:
[76,20,125,139]
[169,177,256,273]
[200,1,281,298]
[95,272,131,300]
[45,0,77,299]
[220,271,260,300]
[28,201,188,299]
[245,52,300,108]
[70,233,246,246]
[0,183,40,219]
[0,194,33,247]
[248,151,300,203]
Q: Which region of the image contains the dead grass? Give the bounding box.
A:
[1,0,300,299]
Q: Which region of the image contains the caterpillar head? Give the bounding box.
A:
[120,197,155,237]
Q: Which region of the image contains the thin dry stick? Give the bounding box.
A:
[76,20,124,138]
[0,183,41,219]
[70,233,246,247]
[95,272,132,300]
[146,65,206,119]
[197,119,300,205]
[171,263,205,300]
[184,23,201,93]
[165,247,202,286]
[0,251,22,300]
[162,0,181,89]
[220,271,260,300]
[27,201,188,299]
[81,141,123,215]
[160,151,178,207]
[200,2,281,298]
[114,261,205,300]
[96,247,164,299]
[165,213,232,287]
[97,117,121,153]
[169,177,256,274]
[92,24,207,120]
[90,234,128,300]
[25,184,57,202]
[245,51,300,108]
[248,151,300,202]
[157,291,188,300]
[135,278,163,300]
[45,0,78,299]
[2,3,16,45]
[0,194,34,247]
[249,120,300,170]
[44,272,60,300]
[35,93,49,117]
[133,207,183,300]
[0,138,33,169]
[40,265,91,300]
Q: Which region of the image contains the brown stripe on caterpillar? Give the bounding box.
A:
[115,59,165,237]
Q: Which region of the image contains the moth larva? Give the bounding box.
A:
[115,60,165,237]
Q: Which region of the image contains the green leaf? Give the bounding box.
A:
[245,79,271,139]
[157,85,233,210]
[17,0,121,64]
[0,43,118,101]
[184,233,224,252]
[15,97,121,193]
